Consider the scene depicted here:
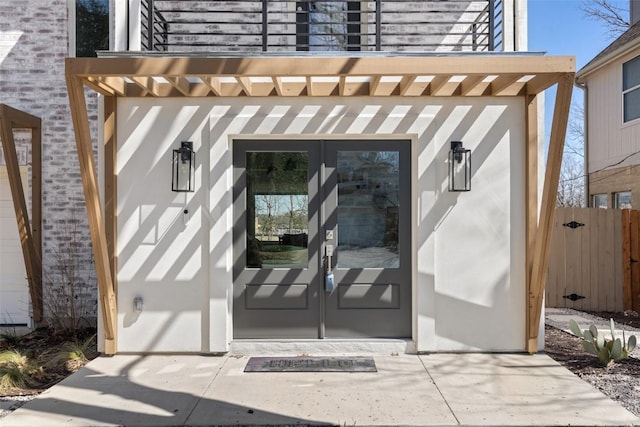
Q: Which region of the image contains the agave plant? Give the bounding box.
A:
[568,318,637,366]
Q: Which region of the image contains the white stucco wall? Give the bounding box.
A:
[116,96,526,353]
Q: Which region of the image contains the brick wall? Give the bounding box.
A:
[0,1,98,322]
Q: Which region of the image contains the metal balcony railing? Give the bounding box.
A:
[141,0,504,52]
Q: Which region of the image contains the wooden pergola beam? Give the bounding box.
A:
[0,104,42,323]
[66,56,576,78]
[399,75,417,96]
[200,76,222,96]
[65,56,576,100]
[526,73,563,96]
[427,76,450,96]
[65,73,118,355]
[527,73,574,353]
[460,75,486,96]
[369,75,382,96]
[129,76,156,97]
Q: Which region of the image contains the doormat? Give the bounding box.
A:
[244,356,377,372]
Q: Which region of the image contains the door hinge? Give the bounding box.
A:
[562,221,585,229]
[563,293,585,301]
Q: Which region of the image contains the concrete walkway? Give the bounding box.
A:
[547,307,640,336]
[0,350,638,427]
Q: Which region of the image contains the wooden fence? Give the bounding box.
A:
[546,208,640,312]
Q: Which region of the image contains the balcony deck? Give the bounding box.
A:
[141,0,504,53]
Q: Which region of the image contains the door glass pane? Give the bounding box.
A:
[246,152,309,268]
[336,151,400,268]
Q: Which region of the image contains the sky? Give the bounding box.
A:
[528,0,630,142]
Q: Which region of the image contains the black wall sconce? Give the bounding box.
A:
[172,141,195,192]
[449,141,471,192]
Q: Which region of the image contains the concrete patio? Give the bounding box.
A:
[0,350,638,426]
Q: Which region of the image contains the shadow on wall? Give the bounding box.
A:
[417,101,524,350]
[115,97,523,352]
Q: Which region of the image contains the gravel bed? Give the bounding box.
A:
[0,395,37,418]
[544,308,640,419]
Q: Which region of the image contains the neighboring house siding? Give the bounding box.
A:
[586,50,640,173]
[589,165,640,209]
[0,1,98,321]
[584,46,640,208]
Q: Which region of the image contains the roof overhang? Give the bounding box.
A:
[66,54,575,99]
[576,36,640,83]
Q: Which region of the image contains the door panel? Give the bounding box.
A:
[233,141,321,339]
[323,141,411,337]
[233,139,411,339]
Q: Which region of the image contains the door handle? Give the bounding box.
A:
[325,244,335,292]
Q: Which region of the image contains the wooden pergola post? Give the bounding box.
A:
[65,74,118,354]
[0,104,43,323]
[527,74,574,353]
[524,94,538,352]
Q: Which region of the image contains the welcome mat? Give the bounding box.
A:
[244,356,377,372]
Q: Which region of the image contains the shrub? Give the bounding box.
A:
[0,350,40,390]
[42,217,97,337]
[48,334,97,372]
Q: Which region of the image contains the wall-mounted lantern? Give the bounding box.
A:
[448,141,471,192]
[172,141,195,192]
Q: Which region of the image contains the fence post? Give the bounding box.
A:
[632,210,640,311]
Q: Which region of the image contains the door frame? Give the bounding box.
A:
[230,134,418,341]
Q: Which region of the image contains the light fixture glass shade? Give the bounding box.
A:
[448,141,471,192]
[172,141,195,192]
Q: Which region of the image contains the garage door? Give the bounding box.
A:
[0,168,31,326]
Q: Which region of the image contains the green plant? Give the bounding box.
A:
[49,334,97,371]
[568,318,637,366]
[0,331,24,349]
[0,350,39,390]
[0,315,27,348]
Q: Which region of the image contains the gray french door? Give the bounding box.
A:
[233,139,411,339]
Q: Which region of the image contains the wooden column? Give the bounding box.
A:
[0,104,43,322]
[31,119,42,284]
[527,74,575,353]
[104,97,118,293]
[524,94,538,351]
[65,72,117,354]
